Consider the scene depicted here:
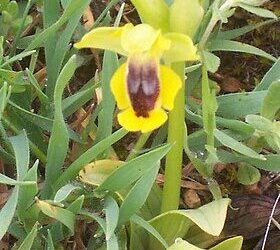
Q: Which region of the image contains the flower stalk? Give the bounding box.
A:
[161,62,185,212]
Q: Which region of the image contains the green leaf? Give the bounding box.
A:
[46,230,55,250]
[214,129,266,160]
[36,199,75,233]
[148,199,230,250]
[55,128,128,189]
[26,0,89,51]
[216,20,275,40]
[18,160,38,212]
[0,69,27,93]
[43,55,82,197]
[261,81,280,120]
[209,236,243,250]
[131,215,169,249]
[9,130,29,180]
[17,222,38,250]
[0,173,35,186]
[118,166,159,226]
[0,187,19,241]
[237,164,261,185]
[95,144,171,194]
[245,114,273,131]
[218,150,280,172]
[237,3,277,19]
[67,195,84,214]
[0,50,36,68]
[0,84,11,121]
[217,91,267,119]
[104,196,119,240]
[208,40,276,62]
[45,0,91,96]
[255,58,280,91]
[62,81,98,117]
[203,51,220,73]
[54,184,82,203]
[186,108,254,135]
[95,51,118,152]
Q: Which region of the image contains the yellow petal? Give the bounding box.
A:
[160,65,182,110]
[118,108,167,133]
[74,26,128,56]
[163,33,200,63]
[121,24,160,54]
[110,63,130,110]
[142,109,168,133]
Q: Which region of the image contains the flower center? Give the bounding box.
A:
[126,58,160,118]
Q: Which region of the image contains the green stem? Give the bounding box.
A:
[161,62,185,212]
[126,132,151,161]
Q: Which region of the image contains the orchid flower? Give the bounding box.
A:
[75,23,199,133]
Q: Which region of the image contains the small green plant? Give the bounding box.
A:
[0,0,32,37]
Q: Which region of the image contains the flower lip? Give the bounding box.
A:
[126,58,160,118]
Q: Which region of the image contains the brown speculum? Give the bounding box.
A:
[126,59,160,118]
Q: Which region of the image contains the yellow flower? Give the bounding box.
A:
[75,23,199,133]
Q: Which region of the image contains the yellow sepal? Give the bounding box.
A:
[163,33,200,63]
[74,26,128,56]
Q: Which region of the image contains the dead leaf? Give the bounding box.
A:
[183,189,201,208]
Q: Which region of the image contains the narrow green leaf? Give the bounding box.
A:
[237,3,277,19]
[95,51,118,150]
[27,0,88,51]
[0,50,36,68]
[55,128,128,189]
[54,183,81,202]
[45,0,90,96]
[43,55,81,197]
[216,20,275,40]
[131,215,169,249]
[118,166,159,226]
[67,195,84,214]
[95,144,171,194]
[255,58,280,91]
[104,196,119,240]
[261,81,280,120]
[0,173,35,186]
[46,230,55,250]
[0,187,19,240]
[218,150,280,172]
[217,91,267,119]
[54,184,82,203]
[214,129,266,160]
[208,40,277,62]
[36,199,75,233]
[17,222,39,250]
[9,131,29,180]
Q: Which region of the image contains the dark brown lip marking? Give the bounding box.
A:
[126,59,160,118]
